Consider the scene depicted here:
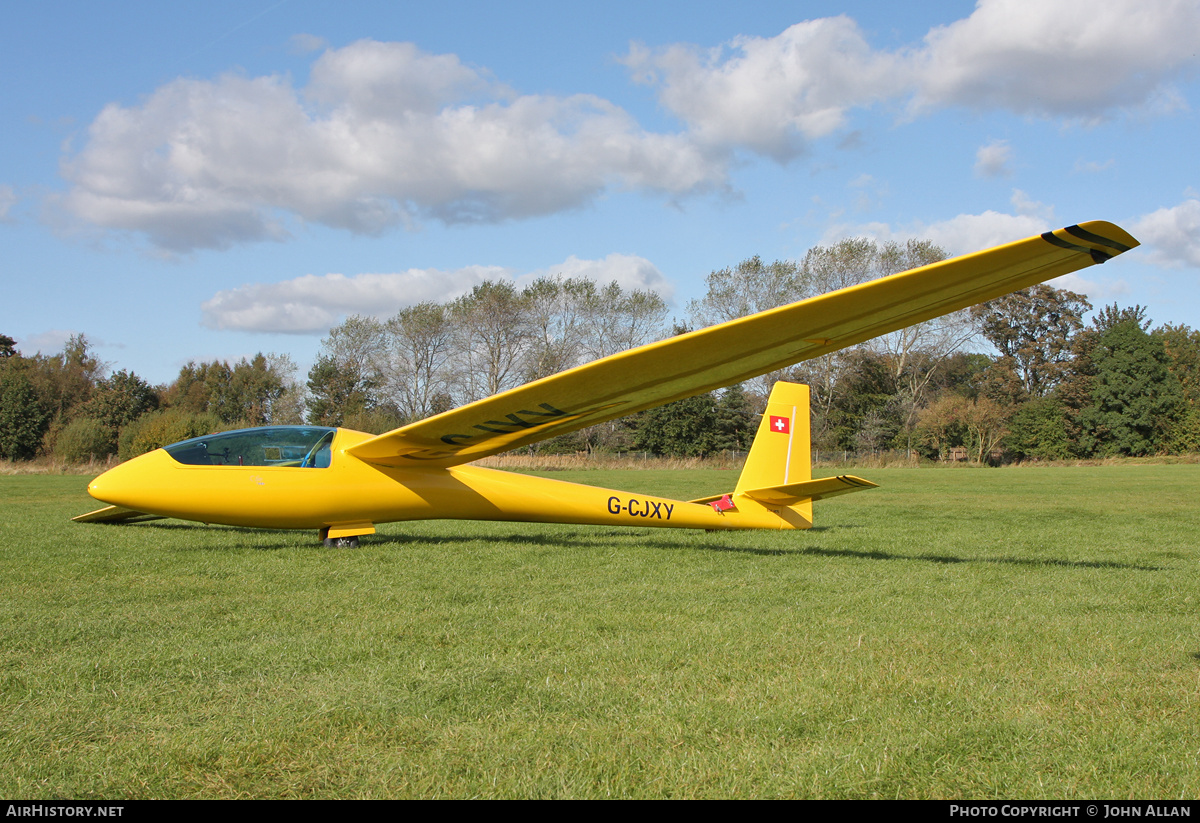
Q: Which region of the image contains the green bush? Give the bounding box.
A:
[118,409,223,460]
[342,408,406,435]
[54,417,113,462]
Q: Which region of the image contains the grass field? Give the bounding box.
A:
[2,465,1199,798]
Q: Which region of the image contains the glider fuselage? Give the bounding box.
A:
[85,427,804,534]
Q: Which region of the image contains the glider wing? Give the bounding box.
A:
[348,222,1137,468]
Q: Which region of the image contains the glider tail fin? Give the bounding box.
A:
[736,382,812,496]
[732,382,815,527]
[727,382,877,528]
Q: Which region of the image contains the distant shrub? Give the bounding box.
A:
[54,417,112,462]
[1166,406,1200,454]
[119,409,223,460]
[342,409,406,435]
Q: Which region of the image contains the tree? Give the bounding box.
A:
[521,276,591,383]
[820,347,898,451]
[450,281,531,402]
[583,283,667,358]
[26,334,103,429]
[307,278,666,430]
[0,367,49,460]
[801,237,880,293]
[687,256,804,328]
[0,334,16,359]
[684,239,962,448]
[306,354,375,426]
[320,316,388,386]
[306,317,389,426]
[1166,406,1200,453]
[961,396,1010,464]
[1080,319,1184,456]
[1004,397,1072,460]
[915,394,1009,463]
[1093,303,1150,334]
[1154,323,1200,453]
[632,392,720,457]
[225,354,286,426]
[78,369,159,455]
[387,302,453,421]
[865,240,976,452]
[1154,323,1200,408]
[165,360,233,417]
[571,283,668,453]
[796,238,949,443]
[914,395,968,461]
[263,353,305,425]
[971,285,1091,400]
[24,334,106,456]
[165,354,294,425]
[714,384,755,452]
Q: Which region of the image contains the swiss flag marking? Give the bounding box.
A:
[770,415,790,434]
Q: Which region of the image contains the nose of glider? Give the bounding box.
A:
[87,449,166,509]
[87,460,134,506]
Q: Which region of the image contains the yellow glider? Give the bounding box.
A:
[76,221,1138,545]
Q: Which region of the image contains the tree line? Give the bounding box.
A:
[3,240,1197,464]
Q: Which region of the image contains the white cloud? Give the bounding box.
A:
[899,211,1053,254]
[202,265,508,333]
[0,185,15,221]
[626,0,1198,159]
[60,40,724,253]
[201,254,669,334]
[622,17,908,161]
[1132,199,1200,268]
[823,203,1053,257]
[1009,189,1054,222]
[974,140,1013,178]
[21,329,78,355]
[819,197,1149,302]
[516,253,673,299]
[59,4,1200,252]
[910,0,1200,118]
[1049,271,1130,301]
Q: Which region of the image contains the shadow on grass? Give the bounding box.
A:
[123,520,806,556]
[116,520,1165,570]
[377,528,804,557]
[798,545,1164,571]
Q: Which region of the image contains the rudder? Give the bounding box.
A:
[689,382,874,529]
[735,382,812,496]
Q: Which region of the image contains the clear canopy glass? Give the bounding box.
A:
[164,426,337,468]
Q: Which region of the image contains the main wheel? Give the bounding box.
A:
[322,536,360,548]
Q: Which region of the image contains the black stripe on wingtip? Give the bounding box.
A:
[1064,224,1133,253]
[1041,230,1113,264]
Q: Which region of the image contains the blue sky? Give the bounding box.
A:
[3,0,1198,385]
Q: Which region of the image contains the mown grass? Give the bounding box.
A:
[2,466,1199,798]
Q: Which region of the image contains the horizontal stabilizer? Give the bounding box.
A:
[687,475,876,508]
[742,475,878,505]
[72,505,165,524]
